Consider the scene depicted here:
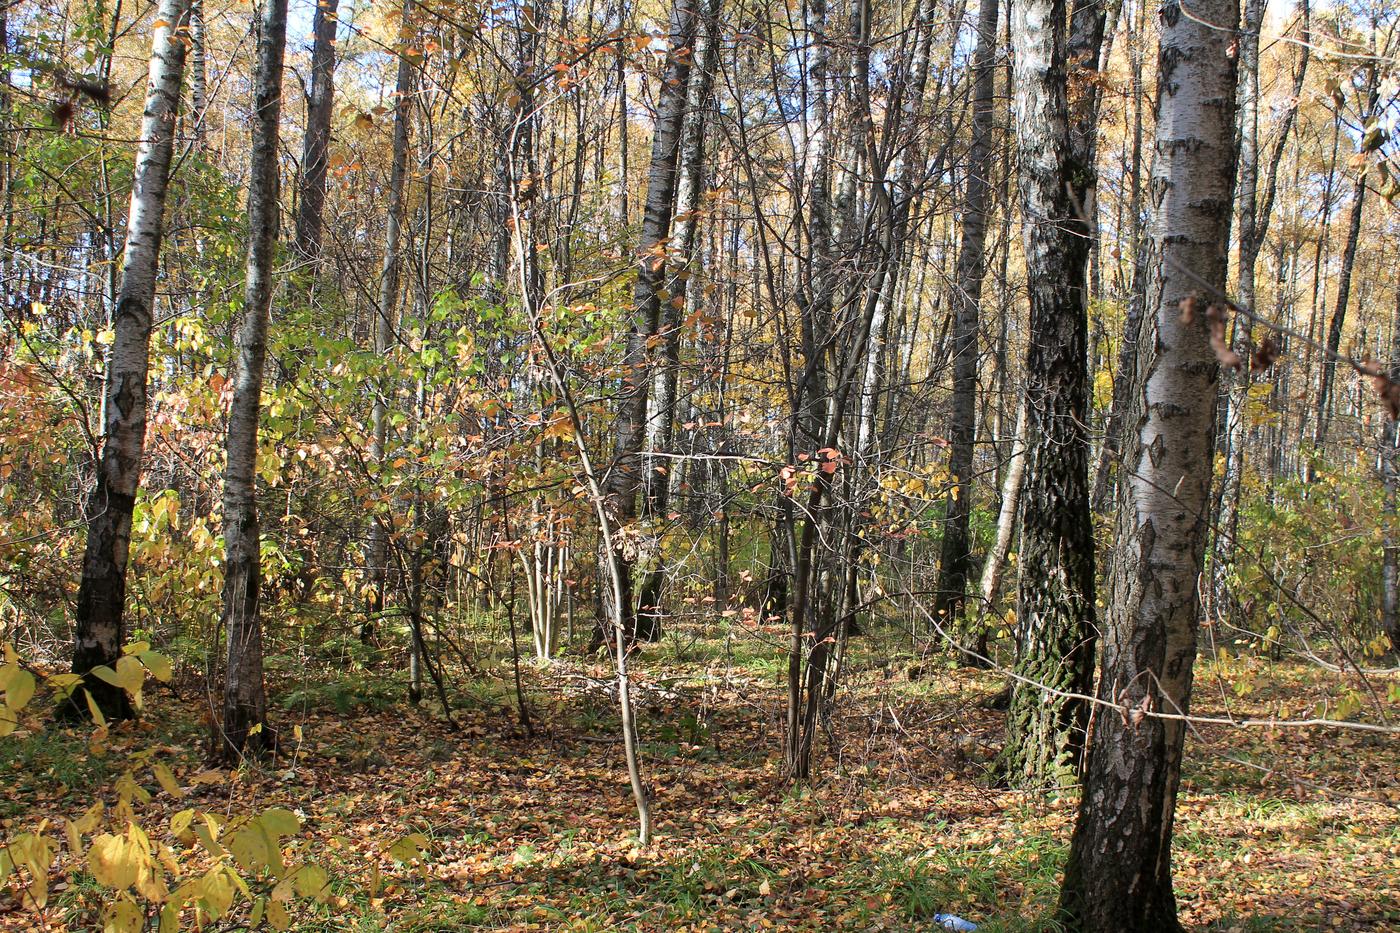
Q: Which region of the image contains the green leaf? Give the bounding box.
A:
[139,651,172,683]
[259,807,301,838]
[292,863,329,901]
[229,825,271,871]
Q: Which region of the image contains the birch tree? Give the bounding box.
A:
[1000,0,1100,788]
[219,0,289,760]
[68,0,190,721]
[1058,0,1240,922]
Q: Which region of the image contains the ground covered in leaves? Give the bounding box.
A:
[2,639,1397,931]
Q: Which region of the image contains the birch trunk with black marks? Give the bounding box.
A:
[636,0,721,633]
[220,0,288,761]
[1058,0,1239,923]
[933,0,998,630]
[188,0,207,149]
[68,0,189,722]
[603,0,697,643]
[1001,0,1099,789]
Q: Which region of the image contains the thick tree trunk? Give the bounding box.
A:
[68,0,190,722]
[1058,0,1239,924]
[293,0,339,261]
[220,0,289,761]
[1001,0,1100,789]
[604,0,697,642]
[933,0,998,625]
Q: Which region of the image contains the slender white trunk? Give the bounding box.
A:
[220,0,289,761]
[69,0,190,721]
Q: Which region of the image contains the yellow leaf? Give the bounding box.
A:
[267,899,291,931]
[89,834,139,890]
[293,863,329,901]
[85,688,107,727]
[152,763,183,797]
[200,868,234,919]
[104,898,144,933]
[259,807,301,838]
[170,809,196,843]
[72,801,105,834]
[229,825,271,871]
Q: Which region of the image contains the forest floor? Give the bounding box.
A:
[2,633,1398,931]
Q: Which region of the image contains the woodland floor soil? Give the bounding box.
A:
[2,640,1397,931]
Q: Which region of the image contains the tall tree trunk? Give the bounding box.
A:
[1212,0,1309,616]
[188,0,208,149]
[636,0,722,635]
[933,0,999,627]
[1311,172,1367,462]
[365,17,415,630]
[220,0,289,761]
[1091,7,1148,512]
[1000,0,1101,789]
[293,0,339,261]
[1384,283,1400,657]
[67,0,190,722]
[603,0,697,642]
[1057,0,1239,922]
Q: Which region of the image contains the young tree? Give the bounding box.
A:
[365,11,416,629]
[933,0,999,633]
[67,0,190,721]
[219,0,289,760]
[1058,0,1240,923]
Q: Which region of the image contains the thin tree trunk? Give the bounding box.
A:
[293,0,339,261]
[1001,0,1101,789]
[1384,282,1400,657]
[1090,0,1147,512]
[220,0,289,761]
[1212,0,1309,614]
[188,0,208,149]
[1058,0,1239,922]
[365,18,415,632]
[979,397,1027,611]
[1311,172,1367,461]
[636,0,722,637]
[933,0,998,626]
[603,0,697,642]
[67,0,190,722]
